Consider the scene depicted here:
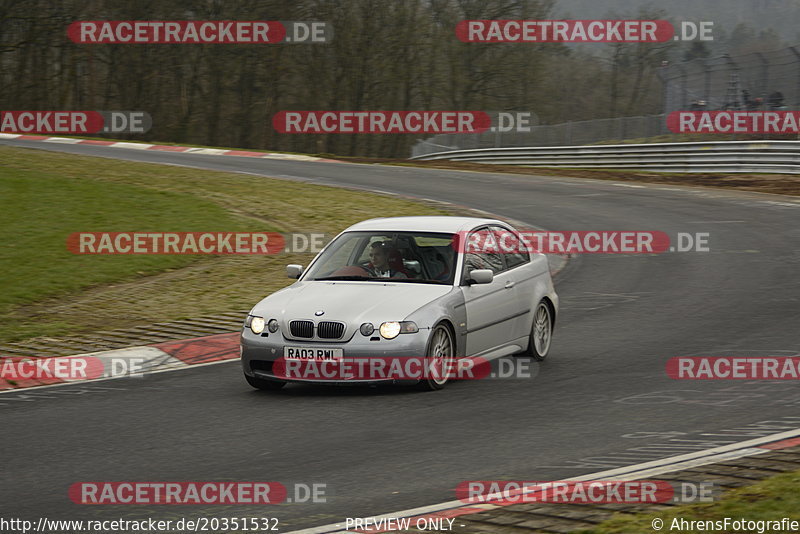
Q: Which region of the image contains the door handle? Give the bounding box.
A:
[504,281,515,289]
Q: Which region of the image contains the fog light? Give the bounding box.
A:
[360,323,375,336]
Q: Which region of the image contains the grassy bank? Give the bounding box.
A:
[0,146,451,342]
[576,470,800,534]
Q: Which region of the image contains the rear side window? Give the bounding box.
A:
[490,225,530,269]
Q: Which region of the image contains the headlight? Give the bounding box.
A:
[268,319,280,333]
[379,321,418,339]
[250,316,266,335]
[379,322,401,339]
[360,323,375,336]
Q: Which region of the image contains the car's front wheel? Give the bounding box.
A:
[245,373,286,391]
[524,301,553,361]
[417,324,455,391]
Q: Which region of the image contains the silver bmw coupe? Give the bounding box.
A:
[241,216,558,391]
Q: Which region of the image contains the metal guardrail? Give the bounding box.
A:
[410,140,800,174]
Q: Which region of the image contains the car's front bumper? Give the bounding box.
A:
[240,327,430,384]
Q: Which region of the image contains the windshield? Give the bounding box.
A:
[303,231,457,284]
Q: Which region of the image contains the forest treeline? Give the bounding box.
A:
[0,0,788,156]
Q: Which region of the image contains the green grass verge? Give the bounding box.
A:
[575,470,800,534]
[0,146,452,343]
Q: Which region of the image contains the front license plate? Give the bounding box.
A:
[283,347,344,361]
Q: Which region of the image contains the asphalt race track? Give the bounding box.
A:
[2,138,799,530]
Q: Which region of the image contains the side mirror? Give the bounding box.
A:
[468,269,494,285]
[287,264,304,279]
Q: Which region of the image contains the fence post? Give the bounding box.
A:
[755,52,769,98]
[658,60,671,114]
[790,47,800,108]
[680,66,689,110]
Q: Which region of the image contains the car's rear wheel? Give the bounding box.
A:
[245,373,286,391]
[524,301,553,361]
[417,324,455,391]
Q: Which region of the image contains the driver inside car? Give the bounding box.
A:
[367,241,408,279]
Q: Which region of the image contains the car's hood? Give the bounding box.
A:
[251,281,453,326]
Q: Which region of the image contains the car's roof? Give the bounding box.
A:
[345,216,507,234]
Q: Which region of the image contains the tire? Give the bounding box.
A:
[416,324,455,391]
[245,373,287,391]
[524,301,553,361]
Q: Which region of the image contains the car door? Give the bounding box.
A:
[489,224,535,341]
[460,227,524,358]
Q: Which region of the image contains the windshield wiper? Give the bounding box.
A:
[314,276,448,284]
[378,279,449,284]
[314,275,379,281]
